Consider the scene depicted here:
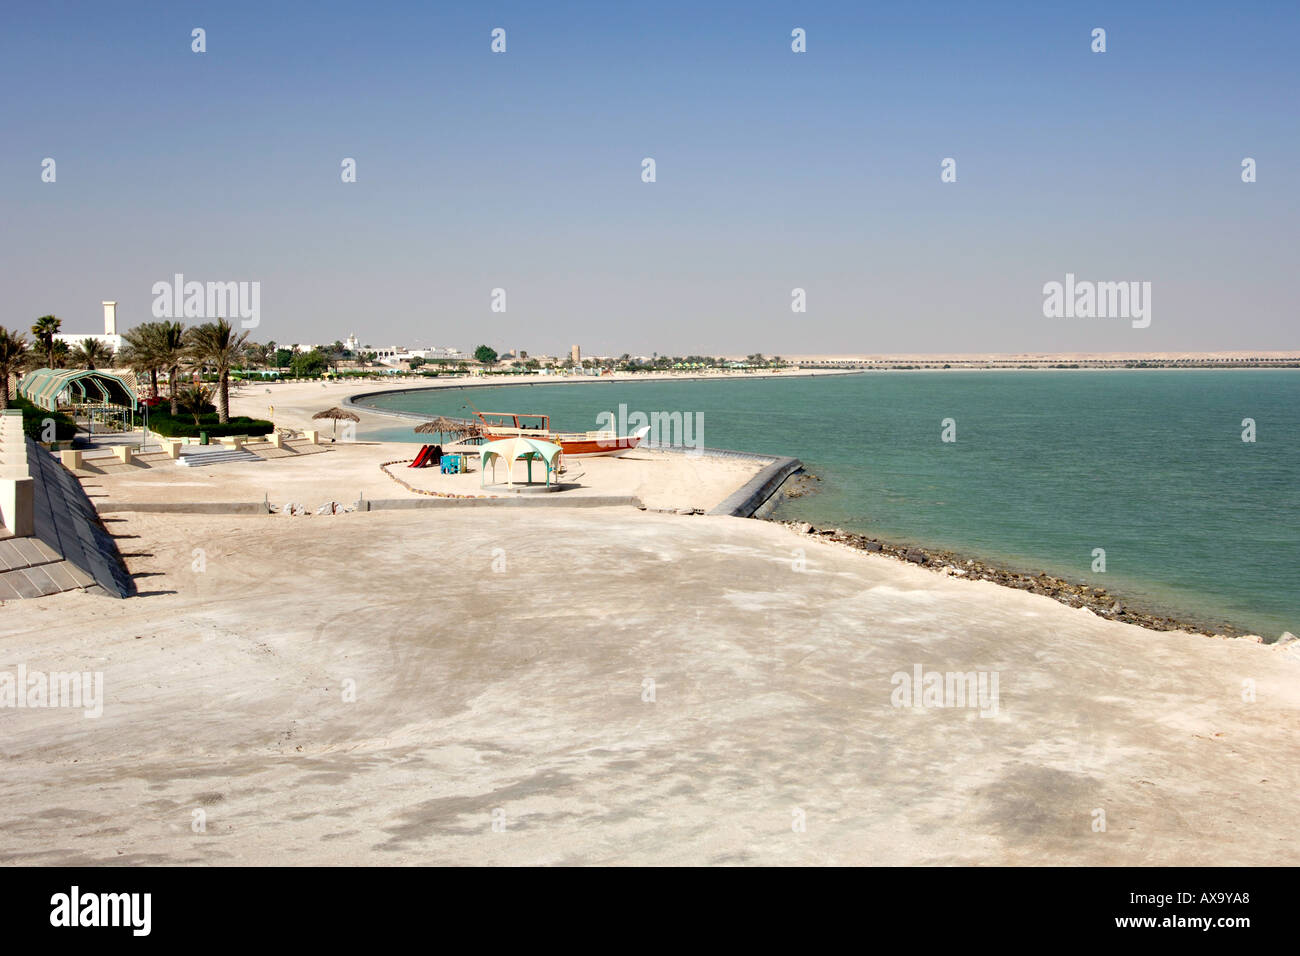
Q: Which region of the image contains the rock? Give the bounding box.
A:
[795,522,813,535]
[864,541,883,553]
[1276,632,1298,646]
[904,549,927,564]
[947,567,967,577]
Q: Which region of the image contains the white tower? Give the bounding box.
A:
[102,301,117,335]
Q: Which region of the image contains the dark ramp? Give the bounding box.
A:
[23,439,135,599]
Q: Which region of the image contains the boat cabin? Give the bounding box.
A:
[477,412,551,433]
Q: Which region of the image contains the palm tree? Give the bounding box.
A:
[50,339,70,369]
[119,322,166,400]
[153,321,189,416]
[72,337,114,370]
[176,383,212,427]
[189,319,249,423]
[0,327,29,411]
[244,342,270,368]
[31,315,62,368]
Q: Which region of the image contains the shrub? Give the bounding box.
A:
[146,409,273,438]
[11,396,77,441]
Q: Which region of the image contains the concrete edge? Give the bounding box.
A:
[97,502,270,515]
[95,497,644,513]
[359,496,644,510]
[707,456,804,518]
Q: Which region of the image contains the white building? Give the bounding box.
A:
[52,301,125,353]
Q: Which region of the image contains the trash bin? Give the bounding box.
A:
[200,431,209,445]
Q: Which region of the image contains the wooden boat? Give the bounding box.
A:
[473,411,650,458]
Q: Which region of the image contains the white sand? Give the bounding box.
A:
[1,507,1297,865]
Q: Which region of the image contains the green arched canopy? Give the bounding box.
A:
[17,368,138,412]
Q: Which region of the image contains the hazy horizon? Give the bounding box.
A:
[3,1,1296,356]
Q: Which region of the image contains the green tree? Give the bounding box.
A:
[120,322,167,400]
[156,322,190,416]
[177,383,213,427]
[189,319,249,424]
[274,347,294,370]
[474,344,499,365]
[72,337,114,370]
[0,327,30,410]
[291,349,327,378]
[30,315,62,368]
[243,342,271,368]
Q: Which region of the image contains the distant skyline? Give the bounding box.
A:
[3,1,1297,355]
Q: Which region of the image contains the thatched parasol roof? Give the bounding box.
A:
[415,416,484,440]
[312,406,361,422]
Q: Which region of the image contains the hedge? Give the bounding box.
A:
[146,410,274,438]
[10,396,78,441]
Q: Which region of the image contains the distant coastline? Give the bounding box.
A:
[342,368,859,418]
[778,350,1300,370]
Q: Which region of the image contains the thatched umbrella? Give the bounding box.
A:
[415,416,484,444]
[313,406,360,437]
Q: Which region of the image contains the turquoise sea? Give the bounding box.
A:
[359,371,1300,638]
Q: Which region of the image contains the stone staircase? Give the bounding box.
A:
[176,447,264,467]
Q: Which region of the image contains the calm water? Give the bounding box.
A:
[360,371,1300,637]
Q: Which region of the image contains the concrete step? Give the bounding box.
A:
[176,449,264,467]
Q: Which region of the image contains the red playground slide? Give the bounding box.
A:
[409,445,433,468]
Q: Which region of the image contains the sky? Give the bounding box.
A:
[2,1,1297,356]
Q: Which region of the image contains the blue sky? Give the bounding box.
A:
[2,1,1296,355]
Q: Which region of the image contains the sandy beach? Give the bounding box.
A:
[1,379,1297,865]
[231,368,859,437]
[2,505,1297,865]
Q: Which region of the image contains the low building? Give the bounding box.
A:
[52,301,125,353]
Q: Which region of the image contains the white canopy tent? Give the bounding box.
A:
[479,437,563,488]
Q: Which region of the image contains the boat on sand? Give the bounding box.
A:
[472,411,650,458]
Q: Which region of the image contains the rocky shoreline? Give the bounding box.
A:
[771,515,1289,644]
